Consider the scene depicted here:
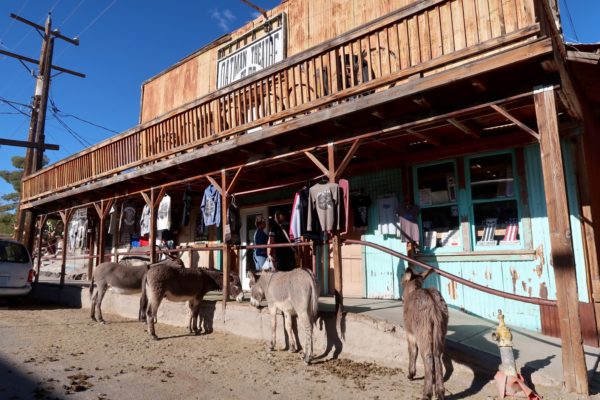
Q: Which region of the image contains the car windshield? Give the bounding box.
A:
[0,242,30,263]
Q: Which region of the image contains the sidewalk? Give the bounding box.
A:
[320,297,600,390]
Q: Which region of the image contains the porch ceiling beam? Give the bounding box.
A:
[447,118,481,139]
[206,175,223,194]
[153,187,166,208]
[406,128,442,147]
[304,151,330,177]
[226,167,243,194]
[490,104,540,140]
[141,192,151,207]
[335,139,362,180]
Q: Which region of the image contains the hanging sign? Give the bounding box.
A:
[216,14,286,89]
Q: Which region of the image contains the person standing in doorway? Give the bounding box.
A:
[253,216,269,271]
[268,210,296,271]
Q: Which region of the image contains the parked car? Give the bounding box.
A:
[0,239,34,297]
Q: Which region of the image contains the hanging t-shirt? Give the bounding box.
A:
[181,186,192,227]
[351,193,371,230]
[108,204,118,237]
[289,191,303,242]
[156,194,171,231]
[201,184,221,227]
[140,204,151,236]
[119,202,137,244]
[226,201,241,244]
[339,179,350,235]
[399,204,420,244]
[307,182,341,232]
[377,195,399,236]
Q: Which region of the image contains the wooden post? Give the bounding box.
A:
[92,199,114,273]
[34,214,47,284]
[58,209,74,287]
[149,190,157,263]
[86,218,95,280]
[221,170,230,319]
[328,142,344,338]
[534,85,588,395]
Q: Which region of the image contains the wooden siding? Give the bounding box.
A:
[22,0,540,203]
[139,0,533,122]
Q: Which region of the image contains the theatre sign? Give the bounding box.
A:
[216,14,287,89]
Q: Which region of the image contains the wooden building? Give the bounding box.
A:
[19,0,600,394]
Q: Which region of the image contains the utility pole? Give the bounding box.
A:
[3,12,84,250]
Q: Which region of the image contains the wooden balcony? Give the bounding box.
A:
[21,0,557,207]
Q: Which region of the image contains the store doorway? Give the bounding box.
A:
[239,206,268,290]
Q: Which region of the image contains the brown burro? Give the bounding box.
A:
[247,268,319,365]
[89,257,184,323]
[142,265,244,339]
[401,266,451,400]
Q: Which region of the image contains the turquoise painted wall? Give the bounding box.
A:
[351,143,590,333]
[349,168,406,299]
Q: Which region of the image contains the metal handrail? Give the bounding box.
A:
[344,238,556,307]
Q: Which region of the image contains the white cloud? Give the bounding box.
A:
[210,8,236,32]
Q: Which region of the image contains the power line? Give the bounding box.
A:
[0,96,31,117]
[48,96,92,147]
[561,0,580,43]
[51,111,92,147]
[49,91,117,135]
[77,0,117,38]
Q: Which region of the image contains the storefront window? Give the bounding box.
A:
[468,153,520,247]
[413,151,523,253]
[415,162,461,252]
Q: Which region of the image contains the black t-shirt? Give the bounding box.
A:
[269,220,295,271]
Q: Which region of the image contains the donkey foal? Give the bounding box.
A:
[402,267,449,400]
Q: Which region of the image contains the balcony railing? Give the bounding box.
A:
[22,0,541,203]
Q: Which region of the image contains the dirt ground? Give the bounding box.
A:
[0,301,592,400]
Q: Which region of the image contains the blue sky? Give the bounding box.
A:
[0,0,598,204]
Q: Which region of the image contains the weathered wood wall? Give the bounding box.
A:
[140,0,535,123]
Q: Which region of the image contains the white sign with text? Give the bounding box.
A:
[217,26,285,89]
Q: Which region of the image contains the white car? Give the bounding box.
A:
[0,239,34,297]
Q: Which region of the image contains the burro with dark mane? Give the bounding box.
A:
[402,266,449,400]
[89,257,184,323]
[143,265,244,339]
[247,268,319,365]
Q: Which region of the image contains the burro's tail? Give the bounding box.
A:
[430,289,449,357]
[139,272,149,322]
[309,270,319,326]
[89,274,95,302]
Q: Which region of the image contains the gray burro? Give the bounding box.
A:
[248,268,319,365]
[142,264,244,339]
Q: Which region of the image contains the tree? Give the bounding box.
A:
[0,155,48,236]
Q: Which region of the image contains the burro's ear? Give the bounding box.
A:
[402,267,414,284]
[247,270,256,285]
[421,268,434,280]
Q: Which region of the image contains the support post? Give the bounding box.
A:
[92,199,113,271]
[221,170,230,320]
[86,218,95,280]
[149,190,157,263]
[534,85,588,395]
[328,142,344,339]
[58,209,73,287]
[34,214,47,284]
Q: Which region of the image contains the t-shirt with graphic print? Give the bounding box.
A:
[307,182,341,232]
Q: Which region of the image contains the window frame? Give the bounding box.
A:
[412,150,527,254]
[412,159,463,254]
[465,150,524,251]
